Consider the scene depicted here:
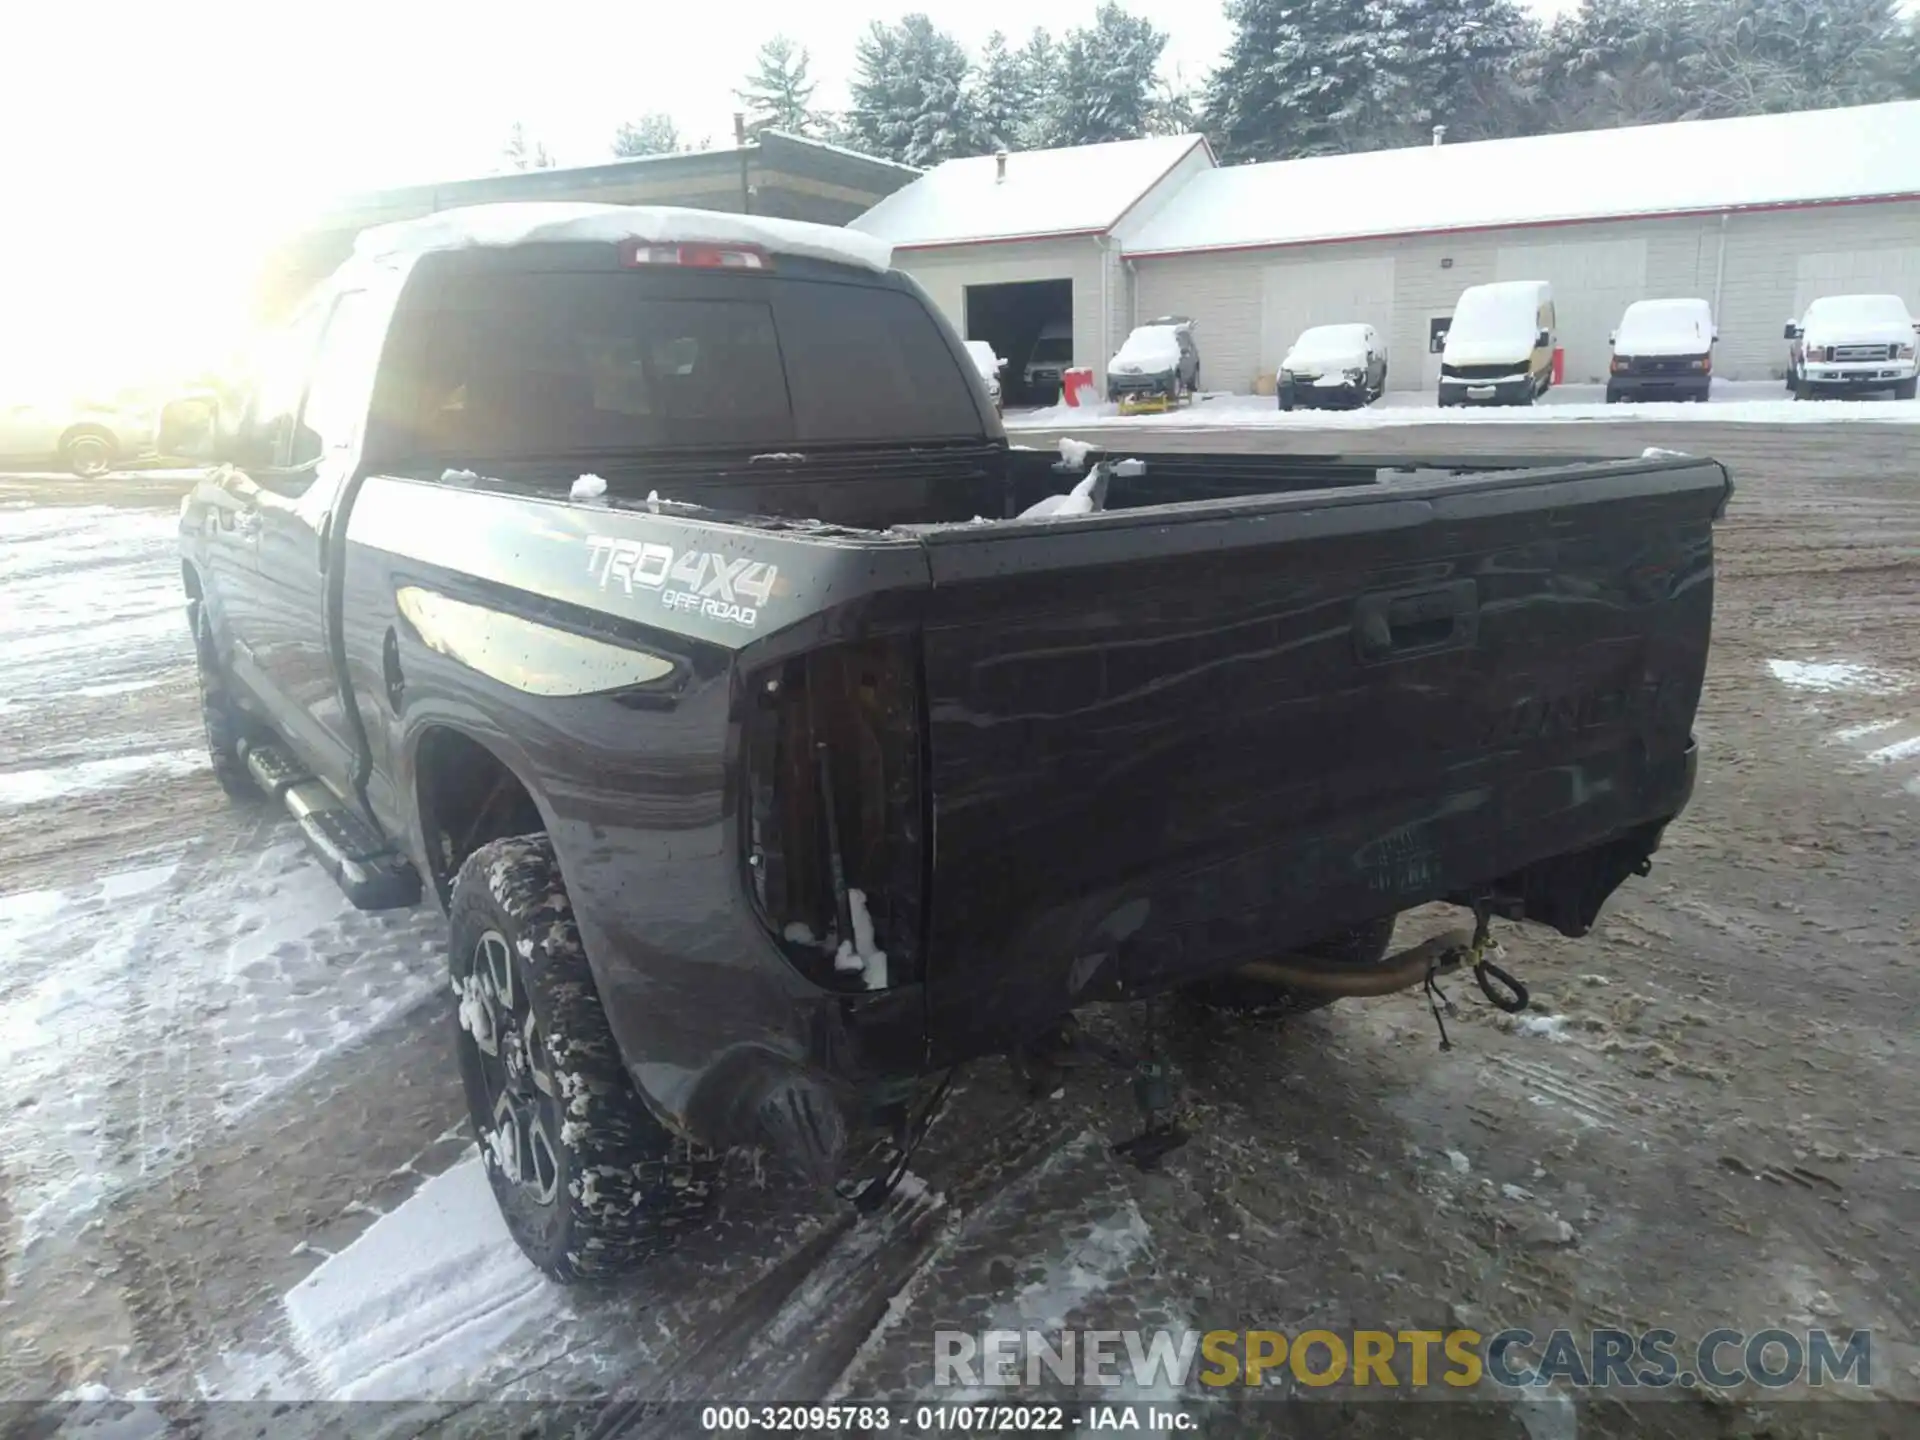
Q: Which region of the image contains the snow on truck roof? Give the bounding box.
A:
[1124,100,1920,257]
[1804,293,1913,324]
[850,135,1211,248]
[352,202,895,274]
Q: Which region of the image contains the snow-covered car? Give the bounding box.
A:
[963,339,1005,411]
[1106,318,1200,407]
[0,398,134,476]
[1784,294,1919,400]
[1022,320,1073,403]
[1607,298,1716,404]
[1277,323,1386,410]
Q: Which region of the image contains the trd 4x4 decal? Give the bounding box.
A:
[585,535,778,628]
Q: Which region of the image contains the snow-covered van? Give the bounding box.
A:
[1277,323,1387,410]
[1439,281,1555,407]
[1022,319,1072,403]
[1608,298,1716,404]
[1785,294,1919,400]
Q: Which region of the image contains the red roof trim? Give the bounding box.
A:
[893,227,1107,251]
[1105,136,1215,237]
[1124,190,1920,261]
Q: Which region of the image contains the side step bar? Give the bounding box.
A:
[243,742,422,911]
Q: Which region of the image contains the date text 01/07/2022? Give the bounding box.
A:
[697,1404,1195,1431]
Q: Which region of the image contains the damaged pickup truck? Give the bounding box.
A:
[174,203,1727,1281]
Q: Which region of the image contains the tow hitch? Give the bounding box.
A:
[1421,906,1532,1051]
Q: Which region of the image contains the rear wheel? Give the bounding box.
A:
[1186,916,1398,1015]
[450,835,719,1282]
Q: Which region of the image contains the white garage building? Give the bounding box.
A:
[852,101,1920,391]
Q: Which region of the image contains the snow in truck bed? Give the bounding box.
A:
[1122,100,1920,255]
[353,202,894,274]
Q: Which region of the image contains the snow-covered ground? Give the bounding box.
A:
[1008,380,1920,430]
[7,458,1920,1419]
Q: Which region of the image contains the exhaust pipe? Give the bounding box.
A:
[1234,928,1474,997]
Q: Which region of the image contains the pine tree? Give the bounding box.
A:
[1147,76,1202,137]
[975,31,1031,150]
[1383,0,1539,144]
[847,15,991,166]
[1685,0,1913,116]
[1204,0,1393,160]
[1042,3,1169,147]
[503,121,556,170]
[738,35,819,136]
[611,114,683,157]
[1206,0,1544,160]
[1020,30,1063,147]
[1529,0,1712,130]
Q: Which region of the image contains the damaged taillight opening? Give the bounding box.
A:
[743,637,924,991]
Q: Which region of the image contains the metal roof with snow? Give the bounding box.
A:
[1123,101,1920,258]
[850,134,1212,249]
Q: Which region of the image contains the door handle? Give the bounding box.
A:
[1353,579,1479,662]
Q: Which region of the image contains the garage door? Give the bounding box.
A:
[1794,249,1920,316]
[1260,258,1396,374]
[1497,239,1648,384]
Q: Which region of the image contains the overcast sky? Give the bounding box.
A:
[1,0,1578,390]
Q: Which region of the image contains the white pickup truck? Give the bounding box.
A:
[1785,294,1920,400]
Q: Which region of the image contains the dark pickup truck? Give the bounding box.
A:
[174,203,1726,1282]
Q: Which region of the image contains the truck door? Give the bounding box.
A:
[236,288,384,795]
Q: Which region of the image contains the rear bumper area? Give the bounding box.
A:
[1440,375,1534,405]
[1108,375,1178,401]
[1281,381,1368,409]
[1609,376,1710,401]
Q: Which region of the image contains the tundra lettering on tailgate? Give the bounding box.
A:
[585,535,778,629]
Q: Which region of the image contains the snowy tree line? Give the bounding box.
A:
[504,0,1920,171]
[1207,0,1920,161]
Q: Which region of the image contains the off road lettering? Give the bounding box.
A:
[586,535,776,629]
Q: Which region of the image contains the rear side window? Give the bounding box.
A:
[374,269,981,462]
[777,284,982,442]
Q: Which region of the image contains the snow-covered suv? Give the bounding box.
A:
[1785,294,1919,400]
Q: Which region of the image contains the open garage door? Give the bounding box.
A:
[1498,239,1648,384]
[966,280,1072,405]
[1794,249,1920,317]
[1260,258,1396,383]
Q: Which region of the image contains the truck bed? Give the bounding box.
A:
[343,443,1725,1076]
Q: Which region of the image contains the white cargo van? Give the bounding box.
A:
[1437,281,1555,407]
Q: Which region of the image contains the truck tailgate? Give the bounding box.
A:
[907,456,1726,1058]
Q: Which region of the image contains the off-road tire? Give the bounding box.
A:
[450,835,718,1282]
[192,603,256,800]
[1186,915,1398,1016]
